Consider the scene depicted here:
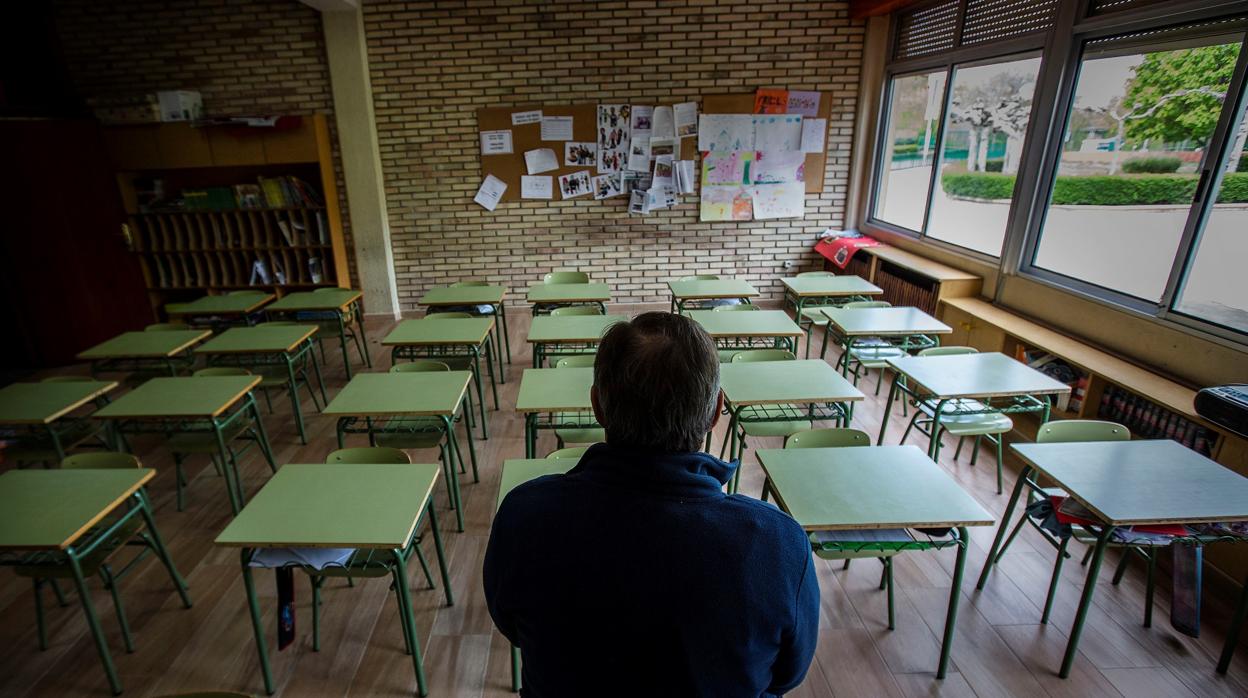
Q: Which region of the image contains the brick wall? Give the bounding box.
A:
[364,0,864,308]
[52,0,357,285]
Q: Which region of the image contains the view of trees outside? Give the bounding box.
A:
[873,71,946,231]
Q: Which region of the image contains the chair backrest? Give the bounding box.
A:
[543,271,589,284]
[679,274,720,281]
[1036,420,1130,444]
[712,304,760,312]
[163,303,190,315]
[550,306,603,316]
[731,349,796,362]
[555,355,597,368]
[62,452,142,469]
[844,301,891,308]
[452,280,489,287]
[425,312,473,320]
[228,290,267,297]
[194,367,253,377]
[326,447,411,464]
[918,346,979,357]
[41,375,95,383]
[145,322,188,332]
[786,428,871,449]
[391,360,450,373]
[313,286,342,293]
[546,446,590,460]
[796,271,836,277]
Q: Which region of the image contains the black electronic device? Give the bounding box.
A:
[1194,384,1248,439]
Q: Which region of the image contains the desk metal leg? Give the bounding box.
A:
[68,546,122,695]
[240,551,275,695]
[426,501,454,606]
[525,414,536,458]
[470,350,489,439]
[497,305,512,367]
[355,302,373,368]
[214,420,243,515]
[441,416,466,532]
[391,552,430,697]
[336,313,354,380]
[728,406,742,494]
[511,645,522,692]
[976,465,1031,590]
[877,372,901,445]
[249,398,277,472]
[137,490,192,607]
[1219,571,1248,673]
[937,527,970,679]
[1060,525,1115,678]
[284,355,309,445]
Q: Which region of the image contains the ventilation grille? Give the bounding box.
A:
[894,0,959,60]
[963,0,1059,45]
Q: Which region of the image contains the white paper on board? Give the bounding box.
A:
[521,175,553,199]
[698,114,754,152]
[652,155,674,188]
[628,135,652,172]
[540,116,574,141]
[753,115,803,152]
[480,130,513,155]
[524,148,559,175]
[786,91,821,117]
[651,106,676,139]
[629,190,647,215]
[631,105,654,135]
[473,174,507,211]
[674,102,698,138]
[512,110,543,125]
[749,181,805,219]
[674,160,696,195]
[800,118,827,153]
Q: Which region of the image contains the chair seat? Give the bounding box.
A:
[312,549,402,578]
[7,421,109,462]
[255,366,297,387]
[810,529,911,559]
[167,421,251,455]
[15,518,144,579]
[799,308,830,326]
[918,399,1013,435]
[742,420,813,438]
[375,417,446,450]
[555,427,606,444]
[848,343,906,366]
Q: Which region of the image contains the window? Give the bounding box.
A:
[873,71,947,231]
[926,57,1042,255]
[1030,35,1243,303]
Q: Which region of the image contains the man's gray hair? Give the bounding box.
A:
[593,312,720,454]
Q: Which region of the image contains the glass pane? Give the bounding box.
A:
[874,71,948,231]
[927,56,1042,256]
[1032,37,1243,302]
[1173,93,1248,334]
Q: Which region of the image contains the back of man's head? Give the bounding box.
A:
[592,312,720,454]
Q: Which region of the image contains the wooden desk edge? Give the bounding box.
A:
[95,376,261,420]
[0,470,157,551]
[28,381,121,425]
[196,327,318,354]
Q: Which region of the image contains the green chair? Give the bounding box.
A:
[785,427,871,448]
[796,271,836,277]
[543,271,590,284]
[301,287,368,372]
[719,351,811,490]
[145,322,188,332]
[550,305,603,316]
[546,446,590,460]
[327,446,411,464]
[418,312,490,424]
[712,304,760,311]
[830,301,904,394]
[228,290,267,296]
[710,305,769,360]
[15,452,190,656]
[681,274,744,312]
[552,355,604,448]
[899,347,1013,493]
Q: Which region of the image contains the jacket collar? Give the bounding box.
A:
[567,442,738,499]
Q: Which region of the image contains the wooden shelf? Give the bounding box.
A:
[825,243,982,314]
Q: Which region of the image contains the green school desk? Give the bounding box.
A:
[419,285,511,369]
[718,360,865,493]
[216,462,451,697]
[685,309,804,356]
[515,367,594,459]
[195,325,325,444]
[0,468,191,695]
[526,314,626,368]
[495,457,578,691]
[0,380,118,463]
[780,275,883,358]
[667,278,759,313]
[819,305,951,365]
[526,282,612,315]
[977,439,1248,678]
[167,292,274,327]
[266,289,371,378]
[77,329,211,377]
[879,352,1071,459]
[383,317,499,438]
[94,375,274,514]
[757,445,993,679]
[322,371,475,531]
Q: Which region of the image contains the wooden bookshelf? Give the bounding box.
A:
[825,244,981,314]
[104,114,349,315]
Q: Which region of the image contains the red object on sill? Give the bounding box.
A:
[814,232,881,269]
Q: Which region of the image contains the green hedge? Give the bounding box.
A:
[1121,156,1182,174]
[893,143,919,155]
[1238,153,1248,173]
[940,172,1248,205]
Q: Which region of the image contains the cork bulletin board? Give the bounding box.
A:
[476,102,698,202]
[701,91,833,194]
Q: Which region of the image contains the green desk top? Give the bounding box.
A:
[887,352,1071,399]
[1012,440,1248,526]
[0,381,118,425]
[781,275,883,297]
[0,469,155,550]
[265,289,362,312]
[215,463,439,548]
[321,371,471,417]
[757,445,994,531]
[195,325,318,354]
[667,279,760,299]
[94,376,260,419]
[527,314,626,343]
[515,367,594,413]
[382,317,494,346]
[77,330,212,360]
[497,459,575,511]
[821,306,952,336]
[168,293,274,316]
[419,285,505,306]
[526,283,612,304]
[686,310,803,338]
[720,360,865,406]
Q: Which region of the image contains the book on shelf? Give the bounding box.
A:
[276,221,295,246]
[234,184,264,209]
[183,187,235,211]
[258,177,288,208]
[255,176,322,208]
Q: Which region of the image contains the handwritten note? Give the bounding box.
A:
[521,175,553,199]
[480,130,513,155]
[473,175,507,211]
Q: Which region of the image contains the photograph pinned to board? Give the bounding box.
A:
[751,150,806,184]
[540,115,574,141]
[512,110,542,125]
[754,88,788,114]
[649,137,677,159]
[754,115,803,151]
[628,135,651,172]
[524,148,560,175]
[786,91,821,117]
[593,173,625,200]
[597,104,631,174]
[648,186,677,211]
[750,181,805,219]
[621,171,652,193]
[702,150,753,186]
[631,105,653,134]
[565,142,597,166]
[480,129,513,155]
[652,155,674,188]
[675,160,696,195]
[700,186,752,222]
[629,190,647,215]
[800,118,827,153]
[558,170,593,199]
[598,149,626,174]
[698,114,754,152]
[651,106,675,139]
[473,174,507,211]
[675,102,698,138]
[521,175,553,200]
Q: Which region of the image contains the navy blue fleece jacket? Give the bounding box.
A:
[483,442,819,697]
